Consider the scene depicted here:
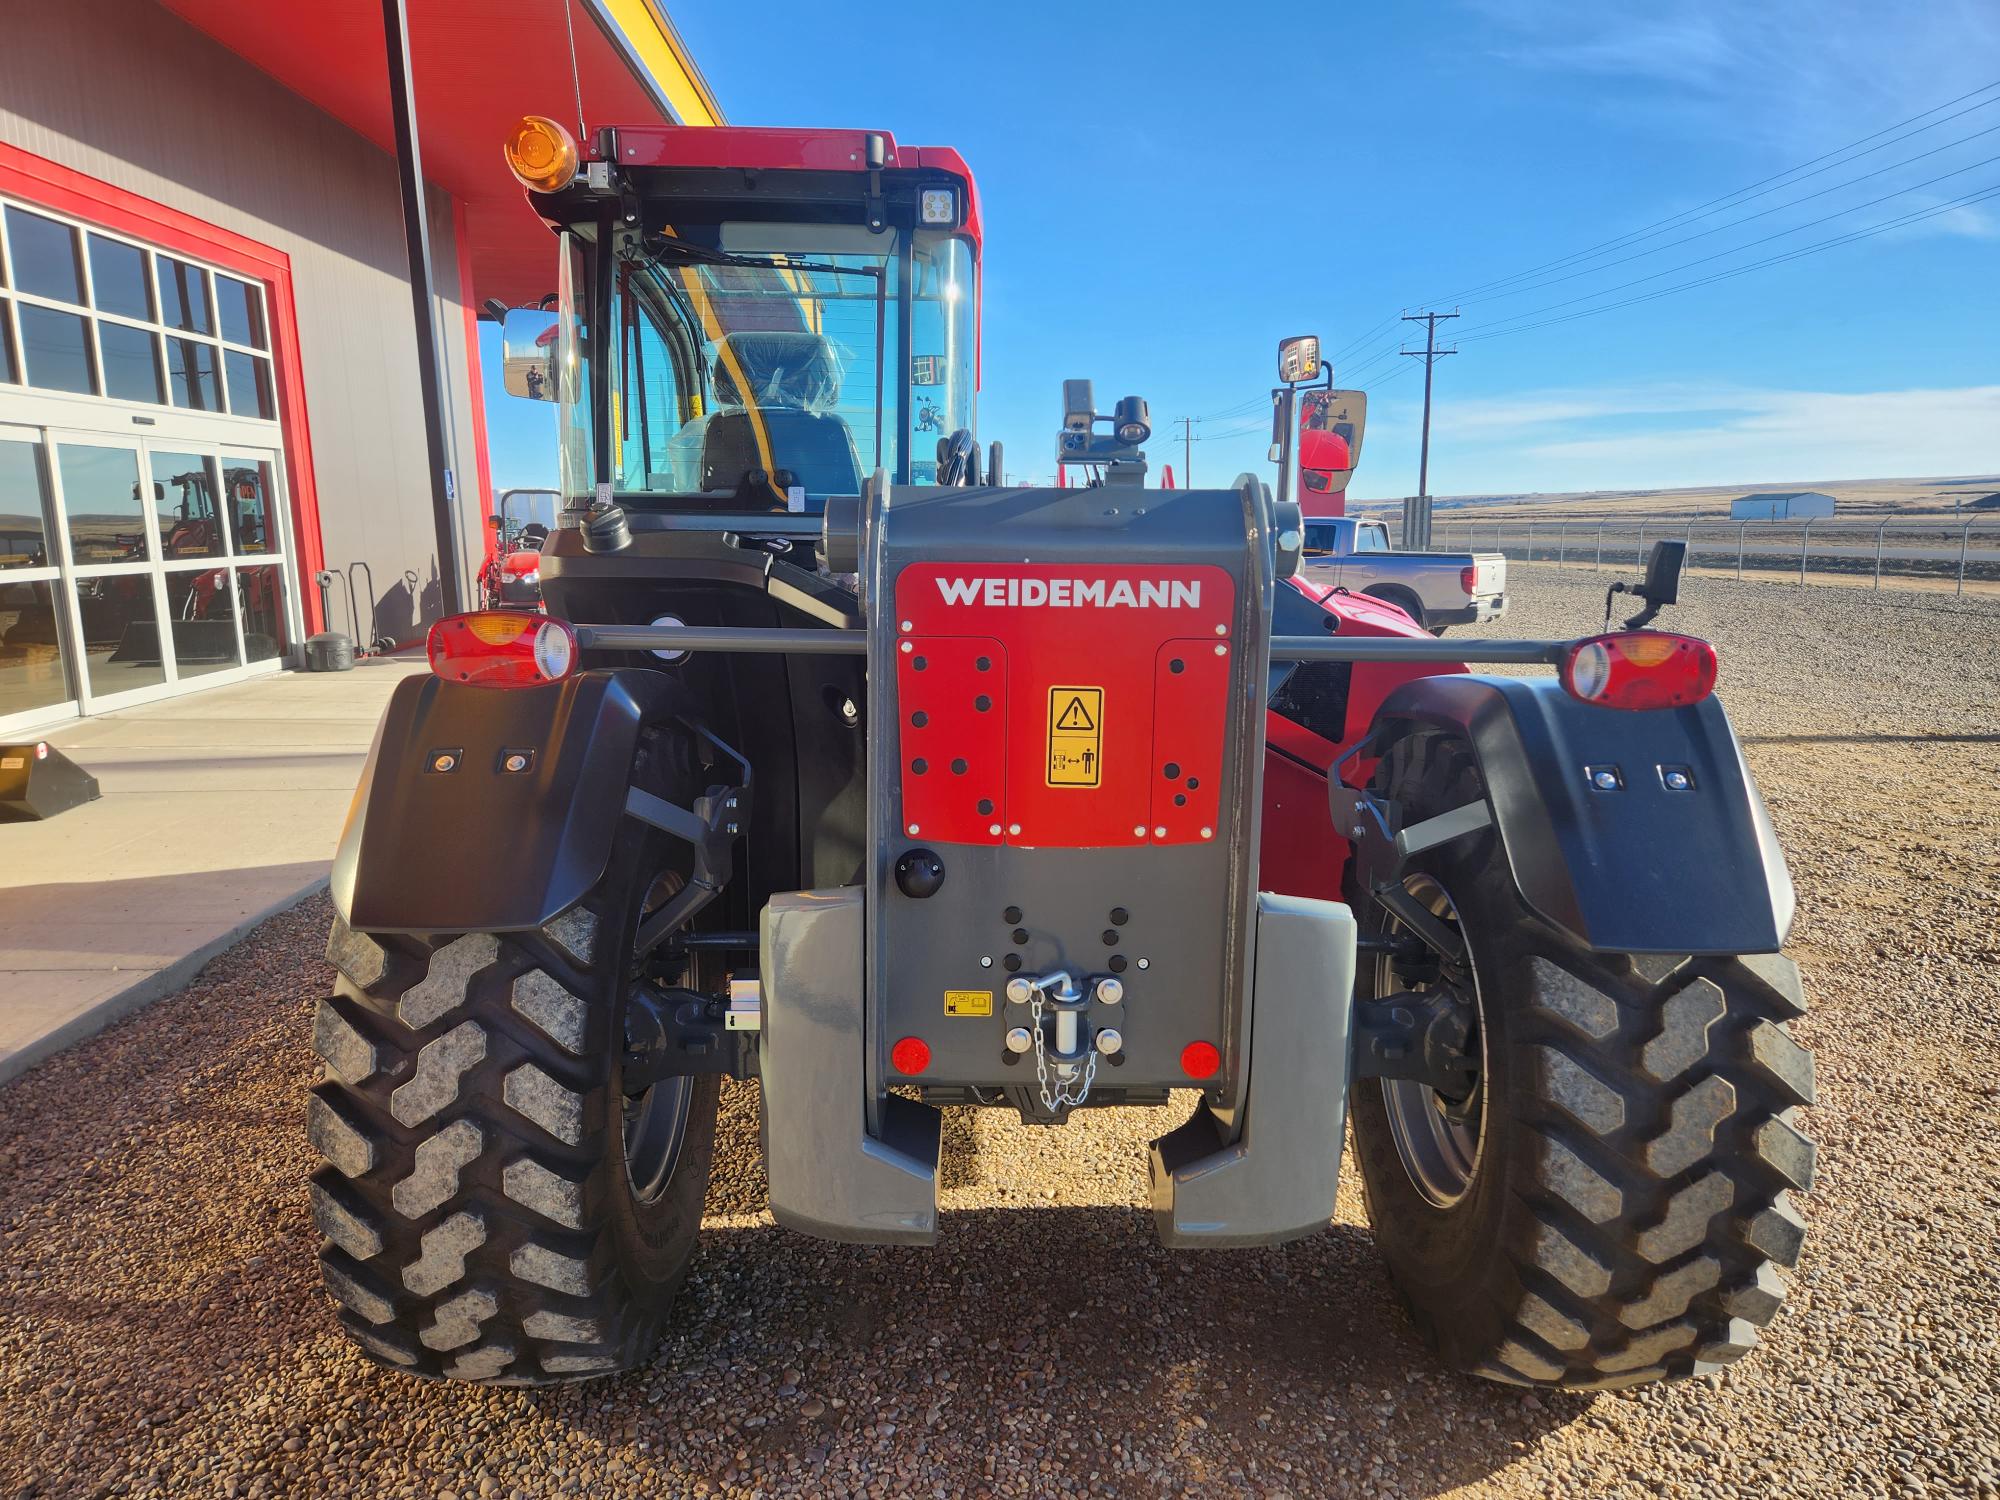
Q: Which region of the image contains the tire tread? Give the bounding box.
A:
[1355,730,1814,1391]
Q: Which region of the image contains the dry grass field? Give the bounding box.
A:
[1354,473,2000,524]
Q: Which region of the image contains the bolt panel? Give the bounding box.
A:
[896,635,1007,845]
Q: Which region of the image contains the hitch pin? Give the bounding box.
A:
[1003,970,1090,1068]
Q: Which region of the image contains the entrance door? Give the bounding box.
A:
[0,423,79,735]
[0,192,298,731]
[40,431,295,717]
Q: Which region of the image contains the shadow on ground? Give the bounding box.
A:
[0,894,1591,1498]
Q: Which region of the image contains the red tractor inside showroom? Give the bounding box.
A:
[309,118,1813,1389]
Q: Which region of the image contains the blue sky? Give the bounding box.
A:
[483,0,2000,500]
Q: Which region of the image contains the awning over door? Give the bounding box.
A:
[154,0,723,305]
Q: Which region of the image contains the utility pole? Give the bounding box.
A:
[1400,309,1458,550]
[1173,417,1198,488]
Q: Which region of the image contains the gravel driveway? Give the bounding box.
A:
[3,569,1997,1499]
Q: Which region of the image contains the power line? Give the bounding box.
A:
[1328,313,1403,364]
[1338,340,1406,386]
[1285,78,2000,427]
[1457,123,2000,309]
[1193,417,1272,441]
[1458,171,2000,341]
[1196,391,1270,421]
[1359,358,1419,395]
[1456,181,2000,345]
[1428,76,2000,305]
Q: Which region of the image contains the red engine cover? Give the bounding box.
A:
[894,563,1237,849]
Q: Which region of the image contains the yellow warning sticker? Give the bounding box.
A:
[944,989,993,1017]
[1046,685,1103,787]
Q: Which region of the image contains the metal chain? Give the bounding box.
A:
[1029,990,1098,1112]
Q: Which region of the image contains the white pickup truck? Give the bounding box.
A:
[1297,516,1508,631]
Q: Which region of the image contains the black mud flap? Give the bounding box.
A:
[332,668,689,934]
[1341,675,1794,955]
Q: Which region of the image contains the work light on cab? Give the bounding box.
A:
[1560,630,1717,710]
[503,115,579,193]
[427,612,576,688]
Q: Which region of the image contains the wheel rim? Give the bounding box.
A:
[623,1072,694,1203]
[621,869,700,1204]
[1376,873,1487,1209]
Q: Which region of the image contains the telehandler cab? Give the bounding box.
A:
[310,118,1812,1389]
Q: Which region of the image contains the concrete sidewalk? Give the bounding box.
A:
[0,655,426,1083]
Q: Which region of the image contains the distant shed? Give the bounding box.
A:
[1731,491,1836,520]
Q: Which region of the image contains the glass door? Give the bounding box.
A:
[48,432,176,712]
[153,446,245,683]
[215,449,293,669]
[0,423,79,735]
[39,432,295,716]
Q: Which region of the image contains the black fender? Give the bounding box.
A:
[332,668,687,934]
[1359,674,1794,955]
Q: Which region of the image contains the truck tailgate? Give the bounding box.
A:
[1471,553,1506,596]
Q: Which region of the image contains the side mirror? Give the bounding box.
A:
[1278,334,1321,384]
[1639,539,1686,606]
[1298,427,1353,495]
[501,308,560,400]
[1611,540,1688,629]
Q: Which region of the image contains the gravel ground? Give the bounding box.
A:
[3,569,1998,1499]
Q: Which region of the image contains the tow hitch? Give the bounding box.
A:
[1004,969,1124,1114]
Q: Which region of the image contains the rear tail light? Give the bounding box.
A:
[427,612,576,689]
[1560,630,1716,711]
[1459,565,1477,595]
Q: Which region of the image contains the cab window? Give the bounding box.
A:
[1355,525,1389,553]
[614,280,692,491]
[1303,523,1339,556]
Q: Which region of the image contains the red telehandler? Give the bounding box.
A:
[308,117,1812,1389]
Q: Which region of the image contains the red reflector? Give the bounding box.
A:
[1459,565,1476,595]
[1560,630,1716,711]
[427,612,576,689]
[890,1036,931,1075]
[1180,1040,1221,1079]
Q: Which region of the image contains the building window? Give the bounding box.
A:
[217,274,266,349]
[18,305,96,394]
[99,321,163,403]
[0,198,277,422]
[156,255,213,334]
[5,207,83,303]
[88,234,153,322]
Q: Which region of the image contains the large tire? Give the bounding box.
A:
[1350,731,1815,1390]
[307,724,721,1384]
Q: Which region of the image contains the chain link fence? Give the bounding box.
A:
[1424,515,2000,595]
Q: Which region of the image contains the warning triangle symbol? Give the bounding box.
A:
[1055,695,1096,731]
